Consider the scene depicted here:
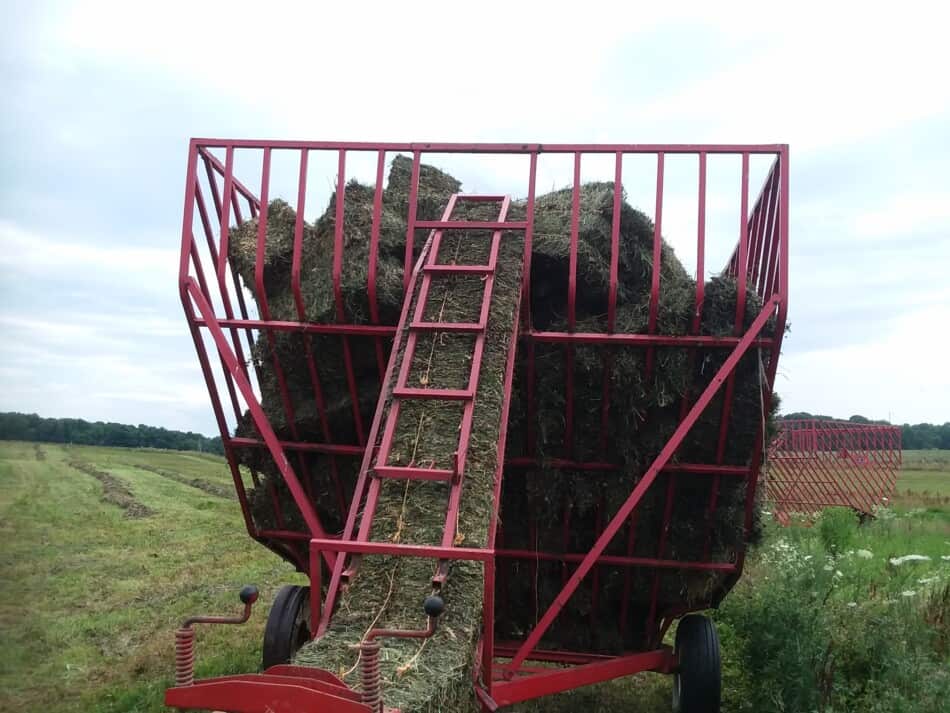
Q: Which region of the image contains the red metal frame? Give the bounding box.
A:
[766,419,902,521]
[172,140,789,711]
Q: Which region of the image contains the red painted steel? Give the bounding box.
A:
[174,140,789,712]
[766,419,902,520]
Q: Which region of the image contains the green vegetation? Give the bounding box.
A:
[0,412,224,454]
[716,507,949,712]
[0,442,296,713]
[1,443,947,712]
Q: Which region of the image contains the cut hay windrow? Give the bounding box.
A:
[228,156,774,709]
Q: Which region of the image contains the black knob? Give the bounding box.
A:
[240,585,259,605]
[423,595,445,618]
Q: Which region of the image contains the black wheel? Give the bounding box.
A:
[262,585,311,669]
[672,614,721,713]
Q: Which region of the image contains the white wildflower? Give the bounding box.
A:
[941,555,950,562]
[889,555,931,566]
[856,549,873,559]
[901,590,916,597]
[847,602,858,608]
[804,555,813,561]
[834,570,843,578]
[918,577,939,585]
[823,564,834,571]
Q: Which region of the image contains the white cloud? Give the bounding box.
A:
[0,220,177,290]
[780,299,950,423]
[853,193,950,238]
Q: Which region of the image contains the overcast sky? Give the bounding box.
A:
[2,1,948,435]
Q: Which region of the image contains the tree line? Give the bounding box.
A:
[780,412,950,450]
[0,412,224,455]
[1,410,947,453]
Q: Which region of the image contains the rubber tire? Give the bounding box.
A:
[671,614,721,713]
[262,585,311,669]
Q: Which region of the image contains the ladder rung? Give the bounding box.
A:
[423,264,494,275]
[374,465,454,482]
[392,387,475,401]
[410,321,484,334]
[415,220,528,231]
[454,194,508,202]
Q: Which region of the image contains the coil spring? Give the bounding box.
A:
[175,626,196,687]
[360,639,382,712]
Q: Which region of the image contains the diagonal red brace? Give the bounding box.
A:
[507,296,779,670]
[185,278,335,569]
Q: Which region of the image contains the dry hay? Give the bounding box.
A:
[69,460,155,518]
[124,462,233,499]
[226,156,775,709]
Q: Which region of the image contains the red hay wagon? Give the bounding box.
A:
[765,419,902,523]
[165,140,789,713]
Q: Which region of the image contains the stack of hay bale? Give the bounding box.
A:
[228,156,774,711]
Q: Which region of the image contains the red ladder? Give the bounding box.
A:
[316,193,523,634]
[371,193,511,581]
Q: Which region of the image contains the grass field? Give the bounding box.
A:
[1,443,947,712]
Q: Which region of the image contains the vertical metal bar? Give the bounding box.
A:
[564,154,581,456]
[523,153,538,326]
[618,509,640,633]
[761,164,783,299]
[567,153,581,329]
[216,147,235,287]
[291,149,310,318]
[754,169,776,296]
[368,150,388,378]
[310,545,322,634]
[646,474,676,643]
[524,153,539,456]
[481,559,495,695]
[332,150,348,322]
[646,153,665,375]
[202,151,223,223]
[694,153,707,328]
[607,152,623,330]
[561,499,571,584]
[590,497,604,628]
[735,153,750,332]
[600,152,623,455]
[254,148,273,316]
[403,151,422,290]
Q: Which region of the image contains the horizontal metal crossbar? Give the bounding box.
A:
[415,219,528,230]
[390,387,475,401]
[373,465,454,481]
[423,264,494,275]
[410,320,485,333]
[496,548,737,572]
[310,538,494,561]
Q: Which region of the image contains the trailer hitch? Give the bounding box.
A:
[174,585,259,687]
[358,594,445,712]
